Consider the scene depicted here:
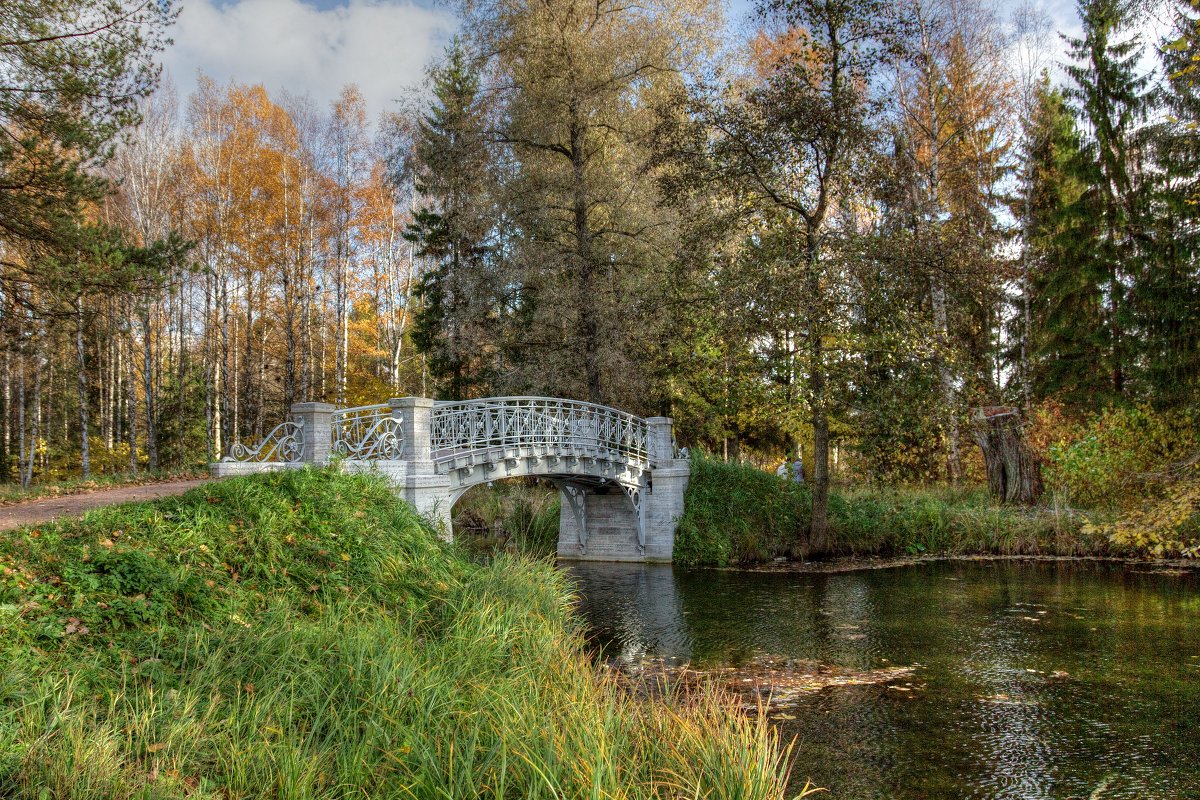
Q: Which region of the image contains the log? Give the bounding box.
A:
[969,406,1043,505]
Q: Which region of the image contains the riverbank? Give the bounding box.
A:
[674,456,1126,567]
[0,468,790,798]
[735,552,1200,574]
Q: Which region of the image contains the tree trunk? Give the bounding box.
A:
[76,301,91,478]
[805,246,830,553]
[27,348,41,487]
[3,349,10,481]
[18,349,26,488]
[141,307,158,472]
[969,406,1043,505]
[126,314,138,475]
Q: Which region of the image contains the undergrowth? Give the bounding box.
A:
[675,454,1110,567]
[0,468,792,798]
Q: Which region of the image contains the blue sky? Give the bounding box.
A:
[158,0,1101,125]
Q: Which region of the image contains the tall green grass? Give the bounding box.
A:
[675,454,1107,567]
[453,480,561,559]
[0,468,792,798]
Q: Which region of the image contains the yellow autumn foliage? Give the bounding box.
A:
[1085,459,1200,557]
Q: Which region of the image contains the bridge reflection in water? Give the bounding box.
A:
[567,560,1200,800]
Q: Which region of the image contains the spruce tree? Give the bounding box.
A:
[406,41,500,399]
[1142,0,1200,407]
[1023,78,1104,404]
[1059,0,1154,400]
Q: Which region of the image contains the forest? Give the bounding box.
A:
[2,0,1198,543]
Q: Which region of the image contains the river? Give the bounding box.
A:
[566,559,1200,800]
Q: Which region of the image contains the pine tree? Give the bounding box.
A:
[0,0,175,264]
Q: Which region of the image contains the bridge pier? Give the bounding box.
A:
[213,397,689,561]
[555,417,689,563]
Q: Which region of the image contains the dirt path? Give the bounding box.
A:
[0,479,215,532]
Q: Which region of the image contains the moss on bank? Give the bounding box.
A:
[675,455,1111,567]
[0,468,790,798]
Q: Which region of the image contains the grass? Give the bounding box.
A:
[675,454,1111,567]
[0,467,792,798]
[453,480,562,559]
[0,467,208,506]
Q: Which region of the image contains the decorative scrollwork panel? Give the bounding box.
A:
[225,420,305,463]
[332,404,404,460]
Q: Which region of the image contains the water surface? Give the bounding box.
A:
[566,560,1200,800]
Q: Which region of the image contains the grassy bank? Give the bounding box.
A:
[675,455,1112,567]
[0,468,791,798]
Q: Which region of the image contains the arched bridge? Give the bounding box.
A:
[212,396,690,562]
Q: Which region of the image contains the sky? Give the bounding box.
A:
[160,0,457,123]
[157,0,1105,125]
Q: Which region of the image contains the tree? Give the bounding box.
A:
[665,0,902,544]
[1061,0,1154,399]
[406,41,502,399]
[1023,78,1101,405]
[889,0,1015,482]
[452,0,718,409]
[1141,0,1200,407]
[1,0,175,268]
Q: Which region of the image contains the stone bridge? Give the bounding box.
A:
[211,397,690,562]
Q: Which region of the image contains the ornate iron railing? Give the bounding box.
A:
[430,397,649,465]
[332,404,404,460]
[224,420,305,463]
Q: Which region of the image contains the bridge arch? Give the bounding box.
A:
[213,396,690,562]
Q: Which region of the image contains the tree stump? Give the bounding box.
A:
[969,407,1044,505]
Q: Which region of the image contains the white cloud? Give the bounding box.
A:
[162,0,458,123]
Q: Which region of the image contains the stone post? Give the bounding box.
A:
[646,416,675,467]
[383,396,451,538]
[290,402,335,466]
[644,416,689,562]
[390,396,433,461]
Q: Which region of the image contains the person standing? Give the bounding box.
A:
[792,455,805,484]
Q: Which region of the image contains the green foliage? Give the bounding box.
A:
[675,453,811,566]
[0,469,790,797]
[0,0,175,260]
[1087,463,1200,557]
[1039,404,1198,510]
[452,481,561,559]
[674,454,1103,566]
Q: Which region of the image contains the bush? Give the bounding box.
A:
[674,454,810,566]
[1032,402,1199,510]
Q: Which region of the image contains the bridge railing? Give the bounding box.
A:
[220,396,668,469]
[430,397,650,465]
[331,403,404,460]
[223,420,306,463]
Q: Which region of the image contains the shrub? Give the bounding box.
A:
[1033,403,1199,510]
[674,454,809,566]
[673,454,1100,565]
